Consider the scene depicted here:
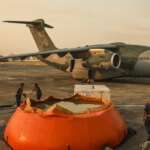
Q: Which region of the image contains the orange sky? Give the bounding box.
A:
[0,0,150,55]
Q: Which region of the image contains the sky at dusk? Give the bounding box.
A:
[0,0,150,55]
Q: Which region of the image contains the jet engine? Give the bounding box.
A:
[85,50,121,70]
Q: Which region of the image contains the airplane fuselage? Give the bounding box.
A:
[43,43,150,80]
[4,19,150,81]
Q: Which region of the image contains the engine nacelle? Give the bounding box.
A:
[86,50,121,70]
[110,53,121,69]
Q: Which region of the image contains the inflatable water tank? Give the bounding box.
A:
[4,94,127,150]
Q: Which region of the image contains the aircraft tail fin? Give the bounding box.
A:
[4,19,57,51]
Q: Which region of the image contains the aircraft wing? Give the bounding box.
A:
[0,44,118,61]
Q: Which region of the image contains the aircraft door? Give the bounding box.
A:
[70,59,75,72]
[71,59,88,80]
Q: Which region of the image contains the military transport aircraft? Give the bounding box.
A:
[1,19,150,80]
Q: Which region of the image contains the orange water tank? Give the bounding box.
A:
[4,95,127,150]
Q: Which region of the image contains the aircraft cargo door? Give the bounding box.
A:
[71,59,88,80]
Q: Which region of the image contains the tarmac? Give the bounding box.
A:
[0,61,150,150]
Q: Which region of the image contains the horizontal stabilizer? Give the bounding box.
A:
[3,19,54,28]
